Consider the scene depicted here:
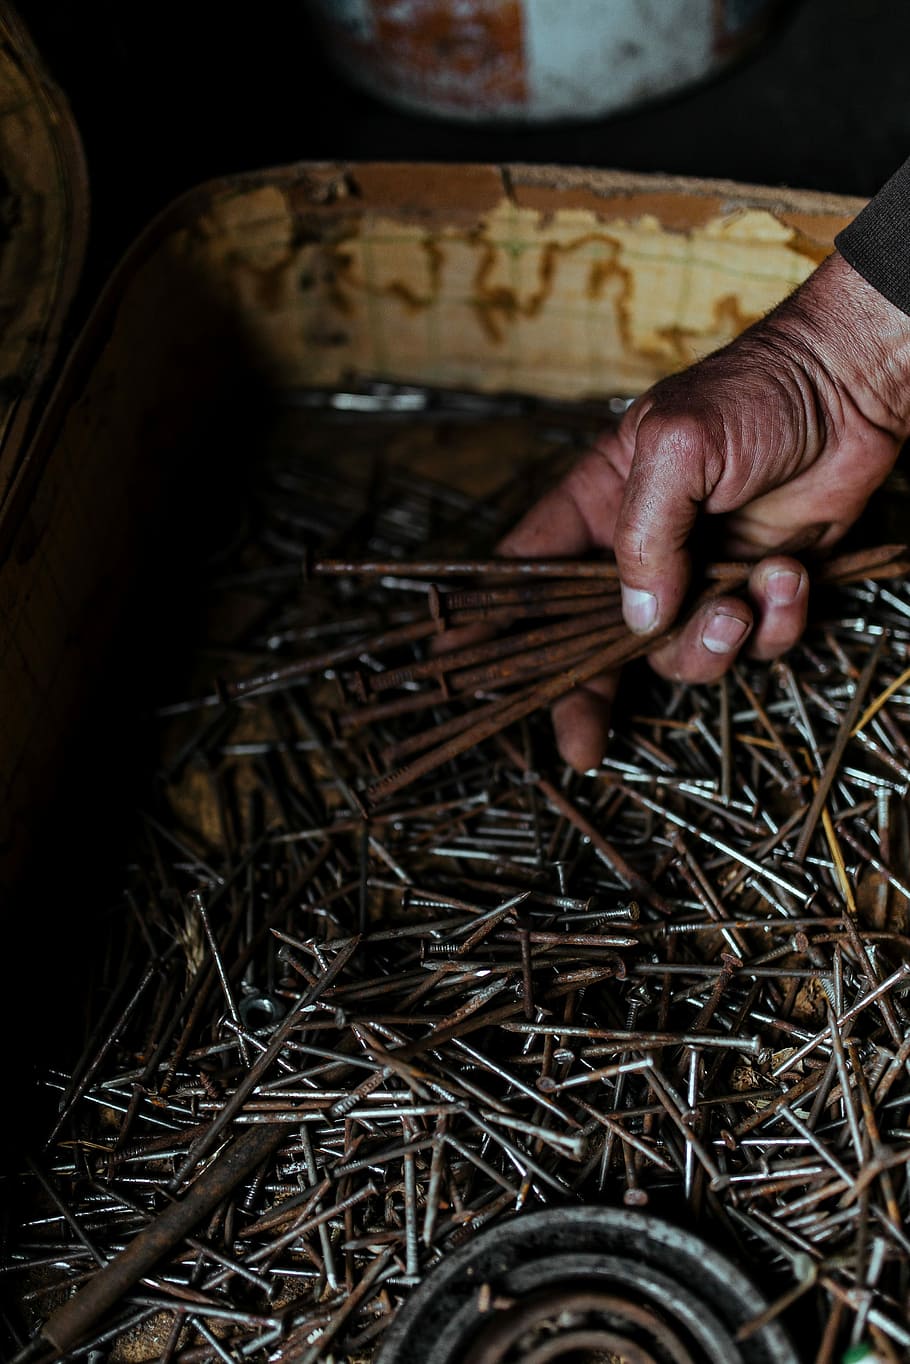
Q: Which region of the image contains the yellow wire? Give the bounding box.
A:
[820,798,857,916]
[851,662,910,737]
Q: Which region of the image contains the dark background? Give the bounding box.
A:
[17,0,910,297]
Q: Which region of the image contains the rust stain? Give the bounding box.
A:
[513,183,727,232]
[782,234,829,268]
[323,241,363,317]
[471,231,634,346]
[229,233,357,316]
[471,234,514,342]
[382,237,446,312]
[225,250,296,313]
[337,221,770,368]
[780,210,859,240]
[314,233,445,318]
[223,220,365,319]
[286,169,360,211]
[654,293,765,369]
[779,212,852,265]
[352,163,505,224]
[712,292,764,335]
[294,195,823,374]
[587,255,624,301]
[370,0,526,108]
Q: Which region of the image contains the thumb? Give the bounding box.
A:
[614,406,726,634]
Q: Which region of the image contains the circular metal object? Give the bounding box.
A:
[304,0,781,124]
[377,1207,801,1364]
[237,990,285,1030]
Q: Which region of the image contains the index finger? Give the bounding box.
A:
[496,435,631,772]
[497,436,630,558]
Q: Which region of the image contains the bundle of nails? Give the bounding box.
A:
[7,388,910,1364]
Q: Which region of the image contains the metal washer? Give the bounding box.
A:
[377,1206,801,1364]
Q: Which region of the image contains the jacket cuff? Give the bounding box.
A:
[835,157,910,317]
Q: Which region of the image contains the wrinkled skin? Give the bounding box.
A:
[499,252,910,771]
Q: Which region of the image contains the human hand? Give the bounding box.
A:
[500,251,910,771]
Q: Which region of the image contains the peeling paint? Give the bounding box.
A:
[306,0,777,121]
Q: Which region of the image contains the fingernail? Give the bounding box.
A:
[622,586,657,634]
[702,612,749,655]
[767,569,802,605]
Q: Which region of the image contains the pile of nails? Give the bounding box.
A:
[6,387,910,1364]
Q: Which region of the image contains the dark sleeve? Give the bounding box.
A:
[835,158,910,317]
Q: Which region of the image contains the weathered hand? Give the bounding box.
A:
[501,251,910,771]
